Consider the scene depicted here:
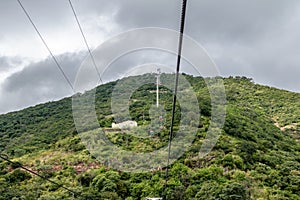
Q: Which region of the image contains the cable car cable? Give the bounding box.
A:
[163,0,188,199]
[0,153,82,198]
[68,0,103,83]
[17,0,74,91]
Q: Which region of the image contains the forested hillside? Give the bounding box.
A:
[0,75,299,199]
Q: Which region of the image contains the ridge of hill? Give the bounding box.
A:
[0,74,299,199]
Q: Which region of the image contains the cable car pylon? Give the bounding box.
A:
[156,68,161,108]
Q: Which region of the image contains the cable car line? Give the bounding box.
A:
[14,1,90,198]
[164,0,188,198]
[17,0,74,91]
[0,153,81,198]
[68,0,103,83]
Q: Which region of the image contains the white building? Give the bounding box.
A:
[112,120,138,129]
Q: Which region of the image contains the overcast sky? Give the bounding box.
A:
[0,0,300,114]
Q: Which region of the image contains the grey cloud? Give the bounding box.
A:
[113,0,181,29]
[70,0,117,15]
[184,0,300,92]
[103,0,298,42]
[100,0,300,92]
[0,57,13,73]
[0,51,86,114]
[0,56,23,73]
[0,0,71,38]
[186,0,298,41]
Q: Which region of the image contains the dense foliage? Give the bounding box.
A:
[0,74,299,199]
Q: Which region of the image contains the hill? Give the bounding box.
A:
[0,74,299,199]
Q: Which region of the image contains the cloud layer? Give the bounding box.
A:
[0,52,85,113]
[0,0,299,113]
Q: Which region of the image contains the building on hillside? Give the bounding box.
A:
[112,120,137,129]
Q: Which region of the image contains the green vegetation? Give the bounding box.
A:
[0,74,299,199]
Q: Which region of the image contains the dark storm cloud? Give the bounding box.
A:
[0,51,86,114]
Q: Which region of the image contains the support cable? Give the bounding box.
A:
[17,0,74,91]
[0,154,81,198]
[14,1,88,198]
[68,0,103,83]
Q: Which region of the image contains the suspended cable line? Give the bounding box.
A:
[0,154,82,198]
[68,0,103,83]
[17,0,74,91]
[164,0,188,198]
[14,1,88,198]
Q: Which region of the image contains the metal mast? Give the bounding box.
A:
[156,68,161,107]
